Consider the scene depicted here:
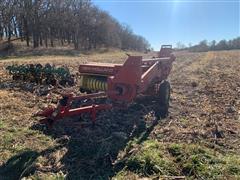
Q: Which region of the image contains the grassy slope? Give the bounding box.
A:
[0,49,239,179]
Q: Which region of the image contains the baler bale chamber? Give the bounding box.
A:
[35,45,175,127]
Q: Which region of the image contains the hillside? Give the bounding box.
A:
[0,50,239,179]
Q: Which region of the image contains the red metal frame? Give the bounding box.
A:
[36,92,112,127]
[35,45,175,127]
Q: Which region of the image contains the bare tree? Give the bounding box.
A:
[0,0,151,51]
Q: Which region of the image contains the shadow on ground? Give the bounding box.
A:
[0,146,64,180]
[0,48,80,59]
[0,45,112,59]
[0,100,160,179]
[46,103,159,179]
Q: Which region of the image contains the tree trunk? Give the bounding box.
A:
[33,30,39,48]
[45,35,48,47]
[50,28,54,47]
[7,24,11,43]
[39,33,43,46]
[24,19,30,46]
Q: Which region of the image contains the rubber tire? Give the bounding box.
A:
[156,80,170,118]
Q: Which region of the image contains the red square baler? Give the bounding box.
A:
[36,45,175,127]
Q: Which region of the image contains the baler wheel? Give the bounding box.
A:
[156,80,170,118]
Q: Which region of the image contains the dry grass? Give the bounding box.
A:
[0,49,240,179]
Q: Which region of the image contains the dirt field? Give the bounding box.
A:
[0,50,239,179]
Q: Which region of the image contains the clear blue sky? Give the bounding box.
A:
[93,0,239,50]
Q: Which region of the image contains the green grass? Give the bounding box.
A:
[168,143,240,178]
[114,140,240,179]
[0,120,6,129]
[0,119,55,162]
[126,140,178,176]
[0,123,58,179]
[29,172,66,180]
[0,150,39,179]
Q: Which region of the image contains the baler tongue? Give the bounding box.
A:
[34,106,58,128]
[35,105,55,118]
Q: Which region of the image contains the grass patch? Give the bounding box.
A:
[0,120,6,129]
[0,124,55,162]
[125,140,178,176]
[167,143,240,178]
[113,170,139,180]
[114,141,240,179]
[0,150,39,179]
[29,172,66,180]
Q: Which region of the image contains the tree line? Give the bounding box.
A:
[0,0,150,51]
[176,37,240,52]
